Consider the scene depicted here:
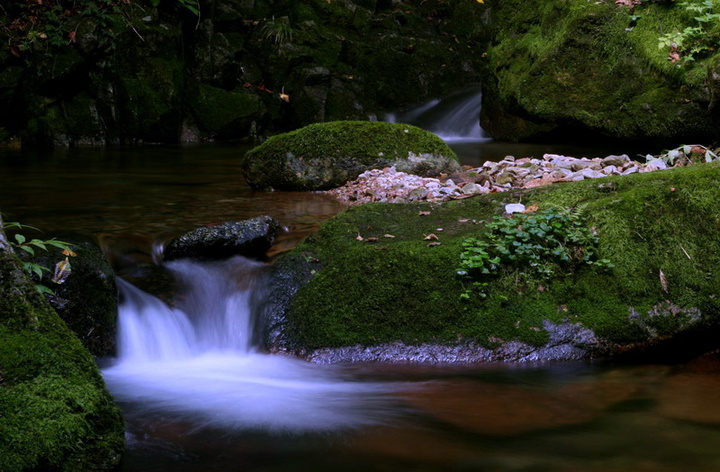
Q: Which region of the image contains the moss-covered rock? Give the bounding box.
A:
[241,121,460,190]
[481,0,720,143]
[0,222,124,471]
[266,163,720,363]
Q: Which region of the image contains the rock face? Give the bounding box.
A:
[164,216,284,261]
[0,220,124,470]
[241,121,460,190]
[480,1,720,143]
[0,0,487,146]
[264,163,720,364]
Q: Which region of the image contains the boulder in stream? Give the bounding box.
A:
[265,163,720,364]
[164,215,284,261]
[240,121,461,191]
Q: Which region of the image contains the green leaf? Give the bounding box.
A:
[19,245,35,255]
[14,234,26,244]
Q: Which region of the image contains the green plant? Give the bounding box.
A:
[1,221,76,295]
[456,207,612,298]
[261,16,294,46]
[655,144,720,165]
[657,0,720,62]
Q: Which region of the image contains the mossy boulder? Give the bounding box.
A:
[0,223,124,471]
[265,163,720,363]
[481,1,720,143]
[240,121,460,190]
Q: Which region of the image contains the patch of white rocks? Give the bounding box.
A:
[327,153,670,205]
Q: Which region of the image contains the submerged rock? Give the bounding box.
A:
[240,121,460,191]
[164,216,284,261]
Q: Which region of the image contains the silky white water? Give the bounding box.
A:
[102,257,400,432]
[385,85,490,142]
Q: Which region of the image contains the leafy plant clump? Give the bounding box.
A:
[657,0,720,63]
[456,207,613,298]
[654,143,720,165]
[2,221,76,295]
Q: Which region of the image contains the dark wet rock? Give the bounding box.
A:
[305,321,602,364]
[164,216,284,261]
[30,240,119,357]
[241,121,460,191]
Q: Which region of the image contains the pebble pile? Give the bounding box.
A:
[327,153,673,205]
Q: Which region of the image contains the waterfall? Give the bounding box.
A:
[101,256,399,432]
[385,86,490,142]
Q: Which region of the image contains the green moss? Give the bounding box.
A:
[250,121,455,163]
[0,247,124,470]
[241,121,458,190]
[191,83,262,136]
[281,163,720,352]
[484,0,719,141]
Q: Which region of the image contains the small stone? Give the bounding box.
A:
[462,183,482,195]
[602,154,631,167]
[505,203,526,214]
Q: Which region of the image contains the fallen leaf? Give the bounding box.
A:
[436,228,444,232]
[383,234,396,238]
[458,218,470,223]
[424,233,439,241]
[427,242,442,247]
[523,203,539,213]
[660,269,668,293]
[366,237,380,243]
[419,211,431,216]
[356,233,364,241]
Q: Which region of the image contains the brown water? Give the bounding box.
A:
[3,142,719,472]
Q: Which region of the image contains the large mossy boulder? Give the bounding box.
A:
[0,223,124,471]
[240,121,460,190]
[265,163,720,363]
[480,1,720,143]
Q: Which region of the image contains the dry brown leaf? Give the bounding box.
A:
[458,218,470,223]
[383,234,396,238]
[523,203,539,213]
[427,242,442,247]
[419,211,431,216]
[355,233,364,241]
[424,233,439,241]
[366,237,380,243]
[660,269,668,293]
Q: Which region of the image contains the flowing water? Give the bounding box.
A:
[3,95,720,470]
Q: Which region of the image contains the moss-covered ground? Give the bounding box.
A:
[0,246,124,470]
[283,163,720,352]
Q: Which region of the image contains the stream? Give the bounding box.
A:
[3,97,720,470]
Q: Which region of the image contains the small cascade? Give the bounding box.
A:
[102,256,400,432]
[385,86,490,142]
